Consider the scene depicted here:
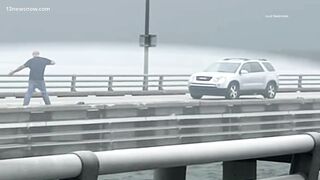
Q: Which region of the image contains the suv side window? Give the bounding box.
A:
[241,63,251,72]
[250,62,264,73]
[262,62,275,71]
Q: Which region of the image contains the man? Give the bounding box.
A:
[9,51,55,105]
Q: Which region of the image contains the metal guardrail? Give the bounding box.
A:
[1,108,320,158]
[0,74,320,97]
[278,74,320,92]
[0,134,319,180]
[0,97,318,159]
[0,74,189,91]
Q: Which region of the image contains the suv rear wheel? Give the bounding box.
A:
[225,82,240,99]
[263,82,277,99]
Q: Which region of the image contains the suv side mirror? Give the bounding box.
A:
[240,70,249,75]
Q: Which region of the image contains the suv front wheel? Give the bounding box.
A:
[225,82,240,99]
[190,93,203,99]
[263,82,277,99]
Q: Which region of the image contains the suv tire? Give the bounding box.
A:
[225,82,240,99]
[263,82,277,99]
[190,93,203,99]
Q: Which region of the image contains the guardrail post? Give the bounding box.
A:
[290,132,320,180]
[158,76,164,91]
[154,166,186,180]
[143,75,148,91]
[223,159,257,180]
[298,75,303,89]
[108,76,113,91]
[71,75,77,92]
[62,151,99,180]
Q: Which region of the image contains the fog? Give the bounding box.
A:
[0,0,319,60]
[0,43,318,75]
[0,1,319,74]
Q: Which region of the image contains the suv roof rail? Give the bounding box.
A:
[257,59,267,61]
[223,58,250,61]
[223,58,268,62]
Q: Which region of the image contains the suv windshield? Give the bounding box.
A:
[205,62,241,73]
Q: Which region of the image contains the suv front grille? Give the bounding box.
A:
[196,76,212,81]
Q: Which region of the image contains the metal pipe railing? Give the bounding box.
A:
[1,74,320,92]
[0,154,82,180]
[96,134,315,174]
[262,174,305,180]
[0,134,316,180]
[0,134,317,180]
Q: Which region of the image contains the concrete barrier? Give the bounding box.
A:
[1,98,320,159]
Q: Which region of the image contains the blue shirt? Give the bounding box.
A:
[24,57,51,80]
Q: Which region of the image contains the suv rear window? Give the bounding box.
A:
[241,62,264,73]
[250,62,264,72]
[262,62,275,71]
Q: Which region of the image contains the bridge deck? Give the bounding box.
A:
[1,92,320,107]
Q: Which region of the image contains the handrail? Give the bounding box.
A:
[0,74,320,96]
[0,154,82,180]
[96,134,316,174]
[0,134,317,180]
[262,174,305,180]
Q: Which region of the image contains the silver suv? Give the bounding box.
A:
[188,58,279,99]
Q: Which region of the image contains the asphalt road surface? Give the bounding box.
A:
[0,92,319,107]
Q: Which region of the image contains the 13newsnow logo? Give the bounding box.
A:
[6,6,51,13]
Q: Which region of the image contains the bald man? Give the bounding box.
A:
[9,51,55,105]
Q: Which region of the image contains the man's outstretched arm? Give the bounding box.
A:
[45,58,55,65]
[8,65,26,76]
[49,60,56,65]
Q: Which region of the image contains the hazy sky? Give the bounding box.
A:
[0,0,319,57]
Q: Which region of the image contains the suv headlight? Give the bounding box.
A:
[218,77,227,84]
[189,75,196,83]
[212,77,226,84]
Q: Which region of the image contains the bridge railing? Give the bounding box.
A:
[1,74,320,97]
[279,74,320,92]
[0,74,189,92]
[0,134,319,180]
[2,107,320,159]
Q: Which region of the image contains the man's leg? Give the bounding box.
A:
[23,81,36,106]
[38,81,51,105]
